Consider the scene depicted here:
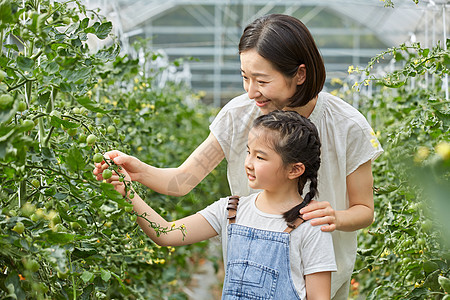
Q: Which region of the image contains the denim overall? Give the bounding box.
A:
[222,196,305,300]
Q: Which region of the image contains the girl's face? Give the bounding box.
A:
[245,128,290,191]
[240,49,303,115]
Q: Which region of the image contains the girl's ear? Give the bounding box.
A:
[296,64,306,85]
[288,163,305,179]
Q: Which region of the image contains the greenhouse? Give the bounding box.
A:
[0,0,449,299]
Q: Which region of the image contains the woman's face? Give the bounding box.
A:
[240,49,302,115]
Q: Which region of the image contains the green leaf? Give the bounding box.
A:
[16,56,35,71]
[60,67,91,84]
[100,182,123,202]
[43,61,59,74]
[79,17,89,30]
[95,21,112,39]
[72,247,97,259]
[79,284,94,300]
[76,96,110,113]
[3,43,19,52]
[100,268,111,281]
[49,115,79,129]
[111,272,126,289]
[37,92,51,106]
[42,231,75,244]
[65,146,86,172]
[80,270,94,283]
[0,1,16,28]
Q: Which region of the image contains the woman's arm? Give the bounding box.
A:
[94,132,225,196]
[305,271,331,300]
[130,192,218,246]
[300,160,374,232]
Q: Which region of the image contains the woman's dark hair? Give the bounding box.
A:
[239,14,325,108]
[252,110,321,223]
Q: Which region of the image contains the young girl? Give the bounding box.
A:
[111,110,336,300]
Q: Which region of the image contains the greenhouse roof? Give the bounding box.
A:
[84,0,449,105]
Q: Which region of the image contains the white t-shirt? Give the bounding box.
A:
[198,193,337,299]
[209,91,383,297]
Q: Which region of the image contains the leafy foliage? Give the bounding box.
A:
[342,39,450,299]
[0,1,227,299]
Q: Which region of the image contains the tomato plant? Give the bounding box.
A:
[1,1,228,299]
[339,40,450,299]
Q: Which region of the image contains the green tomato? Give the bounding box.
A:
[35,208,45,219]
[21,202,36,217]
[70,221,81,230]
[417,238,426,246]
[22,119,35,131]
[79,107,87,115]
[72,107,80,114]
[50,110,61,118]
[51,213,61,225]
[31,179,40,188]
[8,210,17,217]
[96,112,103,118]
[107,125,116,134]
[30,213,40,222]
[0,94,14,109]
[67,127,77,136]
[18,101,27,112]
[24,259,40,272]
[102,169,112,179]
[124,206,133,213]
[78,133,86,143]
[93,153,104,163]
[86,134,97,145]
[12,221,25,234]
[113,118,120,125]
[421,220,432,232]
[0,70,6,82]
[439,276,450,293]
[53,223,65,233]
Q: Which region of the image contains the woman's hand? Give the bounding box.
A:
[93,150,143,182]
[300,200,337,232]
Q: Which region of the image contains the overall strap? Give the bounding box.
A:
[227,195,240,224]
[283,215,305,233]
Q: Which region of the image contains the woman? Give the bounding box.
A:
[95,14,383,299]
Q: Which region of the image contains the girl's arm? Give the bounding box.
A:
[130,192,218,246]
[300,160,374,232]
[94,132,225,197]
[305,271,332,300]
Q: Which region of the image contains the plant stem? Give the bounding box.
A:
[69,254,76,300]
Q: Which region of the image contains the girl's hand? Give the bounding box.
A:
[300,200,337,232]
[105,166,132,197]
[93,150,143,182]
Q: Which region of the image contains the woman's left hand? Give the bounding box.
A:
[299,200,337,232]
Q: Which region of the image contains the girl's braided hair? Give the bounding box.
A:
[252,110,321,223]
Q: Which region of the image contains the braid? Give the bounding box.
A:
[253,110,321,224]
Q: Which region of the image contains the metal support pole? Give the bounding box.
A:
[443,5,448,100]
[214,4,223,106]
